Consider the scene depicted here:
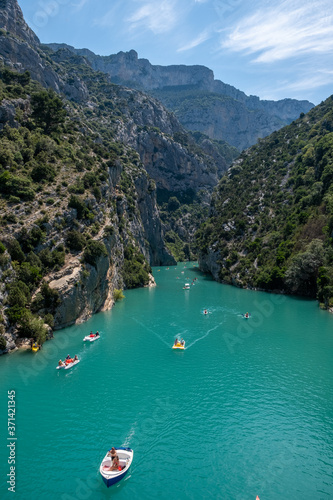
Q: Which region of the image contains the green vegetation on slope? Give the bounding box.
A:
[196,96,333,308]
[0,65,153,342]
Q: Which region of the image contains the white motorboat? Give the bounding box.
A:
[100,447,133,487]
[83,333,100,342]
[56,359,80,370]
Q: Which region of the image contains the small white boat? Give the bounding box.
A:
[83,333,100,342]
[183,283,190,289]
[100,447,133,487]
[56,359,80,370]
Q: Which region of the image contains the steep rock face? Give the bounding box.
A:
[47,231,125,329]
[47,46,215,90]
[132,173,176,266]
[175,95,285,152]
[40,166,173,329]
[0,31,61,91]
[197,248,220,282]
[135,130,219,193]
[112,87,226,195]
[0,0,39,46]
[0,3,88,100]
[48,255,111,328]
[47,45,314,150]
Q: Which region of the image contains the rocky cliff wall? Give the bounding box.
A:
[46,45,314,148]
[0,0,39,46]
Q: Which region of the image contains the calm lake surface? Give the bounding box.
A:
[1,262,333,500]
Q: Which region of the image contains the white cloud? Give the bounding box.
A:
[221,1,333,63]
[177,29,211,52]
[282,70,333,92]
[127,0,179,35]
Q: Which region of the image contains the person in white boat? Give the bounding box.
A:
[66,354,71,360]
[73,355,78,361]
[95,331,99,337]
[107,447,119,470]
[58,360,65,367]
[109,455,120,470]
[108,447,117,462]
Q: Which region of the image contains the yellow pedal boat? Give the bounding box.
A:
[172,341,185,350]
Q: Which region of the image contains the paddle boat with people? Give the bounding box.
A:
[83,331,100,342]
[56,355,80,370]
[172,338,185,350]
[100,447,134,487]
[31,342,40,352]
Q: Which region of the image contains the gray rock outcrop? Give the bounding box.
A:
[46,45,314,150]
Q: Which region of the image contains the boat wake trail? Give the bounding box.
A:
[122,425,136,448]
[186,321,225,349]
[131,318,170,347]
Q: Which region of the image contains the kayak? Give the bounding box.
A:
[32,344,39,352]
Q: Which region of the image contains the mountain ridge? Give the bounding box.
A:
[46,44,314,150]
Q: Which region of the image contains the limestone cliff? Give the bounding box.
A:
[0,1,88,100]
[0,0,39,46]
[47,45,314,150]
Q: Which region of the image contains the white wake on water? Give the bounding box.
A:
[132,316,227,350]
[185,321,225,349]
[131,318,171,347]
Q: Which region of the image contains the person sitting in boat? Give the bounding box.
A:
[109,454,120,471]
[89,331,94,337]
[245,312,249,318]
[66,354,71,360]
[65,357,73,364]
[181,339,185,346]
[204,309,208,314]
[107,447,119,469]
[174,338,179,346]
[58,360,65,367]
[95,331,99,337]
[73,355,78,361]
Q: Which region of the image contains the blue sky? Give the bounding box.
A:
[18,0,333,105]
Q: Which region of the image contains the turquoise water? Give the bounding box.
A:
[1,262,333,500]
